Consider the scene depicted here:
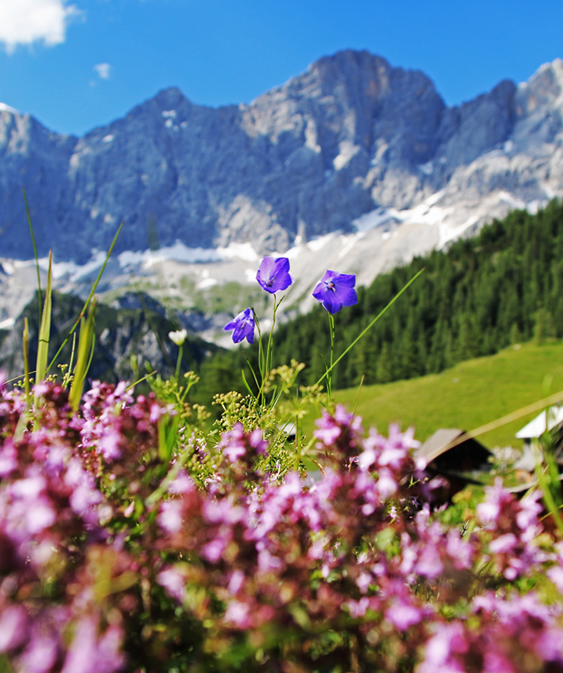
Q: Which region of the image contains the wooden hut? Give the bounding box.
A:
[415,428,493,500]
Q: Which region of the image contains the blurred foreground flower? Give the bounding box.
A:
[168,329,188,346]
[224,308,255,344]
[312,270,358,314]
[256,256,292,293]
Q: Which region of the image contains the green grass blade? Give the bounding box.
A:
[314,267,425,389]
[69,298,97,411]
[242,352,260,391]
[46,222,124,375]
[22,187,42,326]
[125,371,157,392]
[158,414,180,462]
[23,317,30,409]
[534,449,563,535]
[84,331,97,380]
[64,332,77,389]
[352,374,365,415]
[241,368,257,400]
[544,441,562,509]
[35,252,52,389]
[269,385,284,410]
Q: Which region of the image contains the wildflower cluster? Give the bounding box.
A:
[224,256,358,344]
[2,376,563,672]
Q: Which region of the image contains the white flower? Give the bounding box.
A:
[168,329,187,346]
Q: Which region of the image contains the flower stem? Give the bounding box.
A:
[252,309,265,403]
[175,345,183,383]
[253,295,285,407]
[266,295,283,375]
[327,313,335,406]
[314,267,425,390]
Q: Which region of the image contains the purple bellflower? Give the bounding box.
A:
[224,308,255,344]
[312,270,358,314]
[256,257,292,294]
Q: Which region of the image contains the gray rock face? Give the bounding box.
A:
[0,50,561,264]
[0,291,217,383]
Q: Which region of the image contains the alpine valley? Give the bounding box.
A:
[1,50,563,345]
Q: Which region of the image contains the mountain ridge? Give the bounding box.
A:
[1,51,563,343]
[0,49,540,262]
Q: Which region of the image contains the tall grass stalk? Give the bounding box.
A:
[35,252,52,395]
[23,318,30,409]
[22,187,42,326]
[314,267,426,390]
[69,299,97,411]
[533,434,563,534]
[45,222,124,375]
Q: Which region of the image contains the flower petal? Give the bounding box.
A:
[338,285,358,307]
[257,256,292,293]
[321,294,342,315]
[224,309,255,344]
[312,270,357,313]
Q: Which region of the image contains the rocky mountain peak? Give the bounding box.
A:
[0,50,563,271]
[517,59,563,113]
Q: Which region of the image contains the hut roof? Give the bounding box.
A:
[417,428,467,465]
[515,406,563,440]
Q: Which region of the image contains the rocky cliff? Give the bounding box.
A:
[2,51,563,343]
[4,49,558,263]
[0,291,217,383]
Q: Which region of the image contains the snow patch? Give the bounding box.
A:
[526,200,542,215]
[499,191,526,210]
[117,241,259,270]
[419,161,433,175]
[197,277,218,289]
[353,208,395,233]
[196,269,218,289]
[306,233,335,252]
[352,191,454,237]
[0,318,14,330]
[40,251,107,282]
[0,261,14,276]
[141,243,221,267]
[438,216,478,248]
[333,141,359,171]
[543,184,555,200]
[102,135,114,143]
[217,242,259,263]
[0,103,18,115]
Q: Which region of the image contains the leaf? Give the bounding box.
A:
[241,368,257,400]
[46,222,123,375]
[35,251,52,389]
[69,298,97,411]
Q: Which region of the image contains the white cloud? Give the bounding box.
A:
[94,62,111,80]
[0,0,79,53]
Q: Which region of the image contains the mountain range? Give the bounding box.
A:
[1,50,563,340]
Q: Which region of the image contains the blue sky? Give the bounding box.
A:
[1,0,562,136]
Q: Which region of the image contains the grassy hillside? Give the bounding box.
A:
[326,340,563,449]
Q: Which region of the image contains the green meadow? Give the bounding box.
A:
[320,340,563,449]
